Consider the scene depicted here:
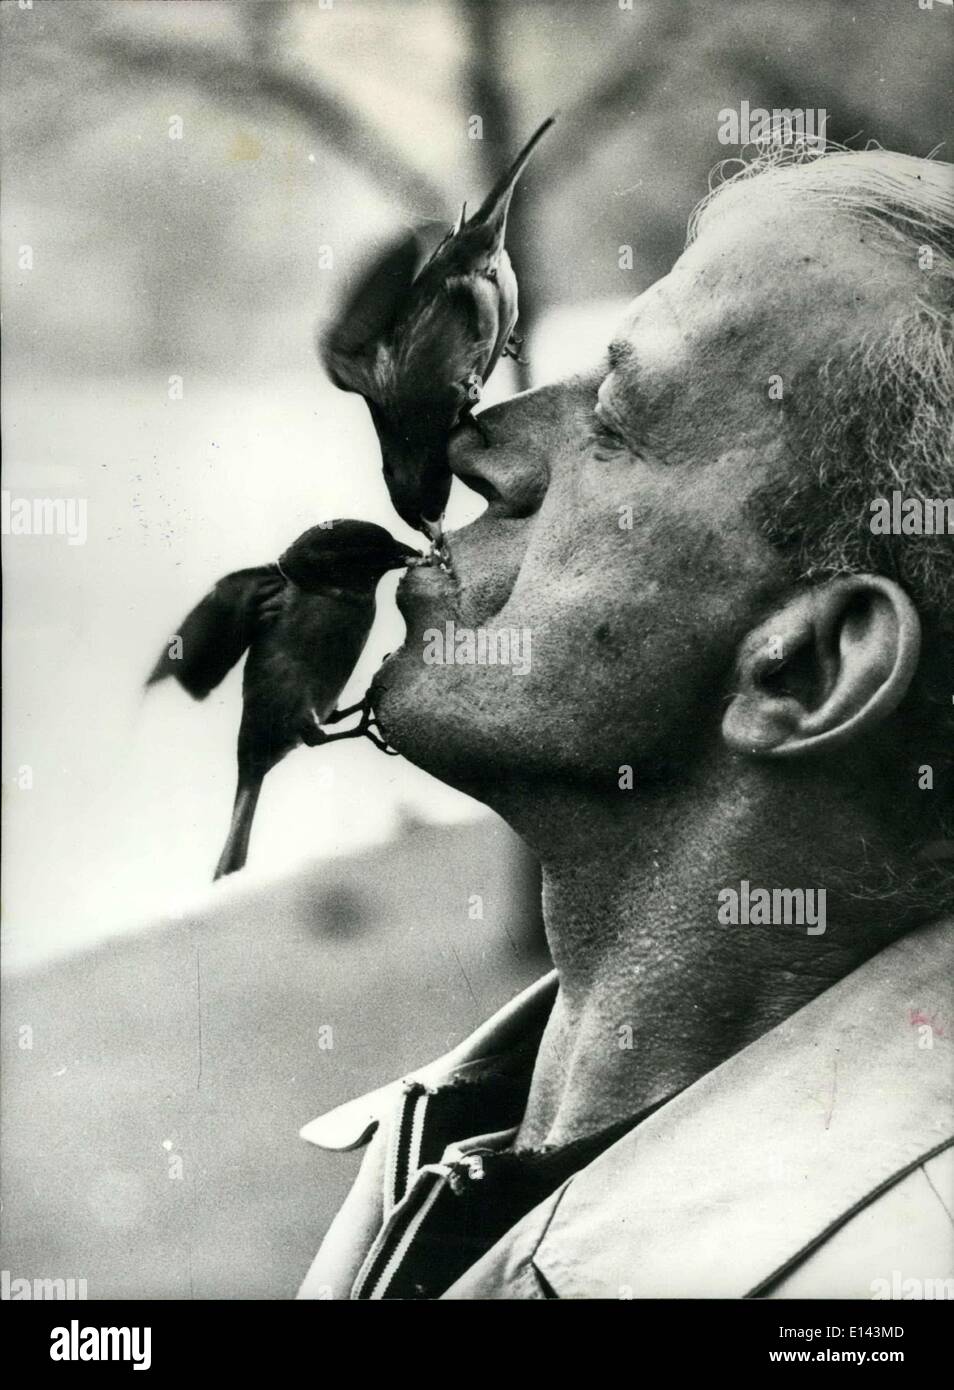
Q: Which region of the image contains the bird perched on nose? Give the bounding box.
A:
[147,521,421,879]
[320,115,555,544]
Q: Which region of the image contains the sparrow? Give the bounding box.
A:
[320,115,555,544]
[148,521,421,878]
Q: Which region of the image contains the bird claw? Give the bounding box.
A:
[324,698,365,725]
[310,700,399,756]
[365,723,400,756]
[361,709,399,755]
[502,331,528,365]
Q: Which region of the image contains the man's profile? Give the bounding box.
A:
[298,145,953,1300]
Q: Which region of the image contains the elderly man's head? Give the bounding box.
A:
[376,147,953,906]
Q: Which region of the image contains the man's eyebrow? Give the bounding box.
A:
[606,339,633,372]
[603,339,656,425]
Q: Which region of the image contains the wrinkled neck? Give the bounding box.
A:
[508,769,912,1149]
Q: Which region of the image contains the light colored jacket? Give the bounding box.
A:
[298,916,954,1299]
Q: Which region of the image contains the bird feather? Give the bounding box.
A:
[146,566,276,700]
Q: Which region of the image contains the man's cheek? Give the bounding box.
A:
[500,597,642,716]
[449,517,535,627]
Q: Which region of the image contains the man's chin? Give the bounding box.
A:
[369,643,517,797]
[372,543,538,791]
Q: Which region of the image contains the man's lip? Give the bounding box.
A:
[395,556,459,613]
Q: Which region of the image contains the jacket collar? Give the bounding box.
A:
[302,917,953,1298]
[299,969,558,1151]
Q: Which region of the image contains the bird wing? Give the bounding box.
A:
[147,566,278,700]
[475,267,517,382]
[392,274,500,415]
[319,227,434,397]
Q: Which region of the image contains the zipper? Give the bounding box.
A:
[352,1151,490,1299]
[443,1152,486,1193]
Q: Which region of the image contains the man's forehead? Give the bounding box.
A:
[606,277,695,387]
[605,189,912,387]
[680,184,919,322]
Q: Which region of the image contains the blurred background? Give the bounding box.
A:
[2,0,950,1298]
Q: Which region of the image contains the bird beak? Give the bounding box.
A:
[422,516,452,566]
[421,517,454,573]
[393,543,425,569]
[469,115,556,235]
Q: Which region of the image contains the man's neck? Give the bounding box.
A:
[510,776,907,1151]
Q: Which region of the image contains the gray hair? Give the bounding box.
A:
[693,145,954,846]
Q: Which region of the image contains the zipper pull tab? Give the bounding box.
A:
[464,1153,485,1182]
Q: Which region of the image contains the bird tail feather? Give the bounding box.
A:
[213,778,262,880]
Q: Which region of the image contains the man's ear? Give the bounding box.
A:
[722,576,921,758]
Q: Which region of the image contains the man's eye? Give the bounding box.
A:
[592,417,622,446]
[588,408,628,458]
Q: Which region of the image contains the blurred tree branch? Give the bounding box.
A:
[85,24,447,213]
[725,48,920,156]
[460,0,535,391]
[529,1,683,192]
[238,0,292,70]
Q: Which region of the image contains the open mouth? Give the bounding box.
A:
[404,528,457,576]
[396,552,459,608]
[397,543,525,631]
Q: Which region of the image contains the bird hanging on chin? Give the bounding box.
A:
[147,521,422,879]
[320,115,555,549]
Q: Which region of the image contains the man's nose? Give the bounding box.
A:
[447,383,563,518]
